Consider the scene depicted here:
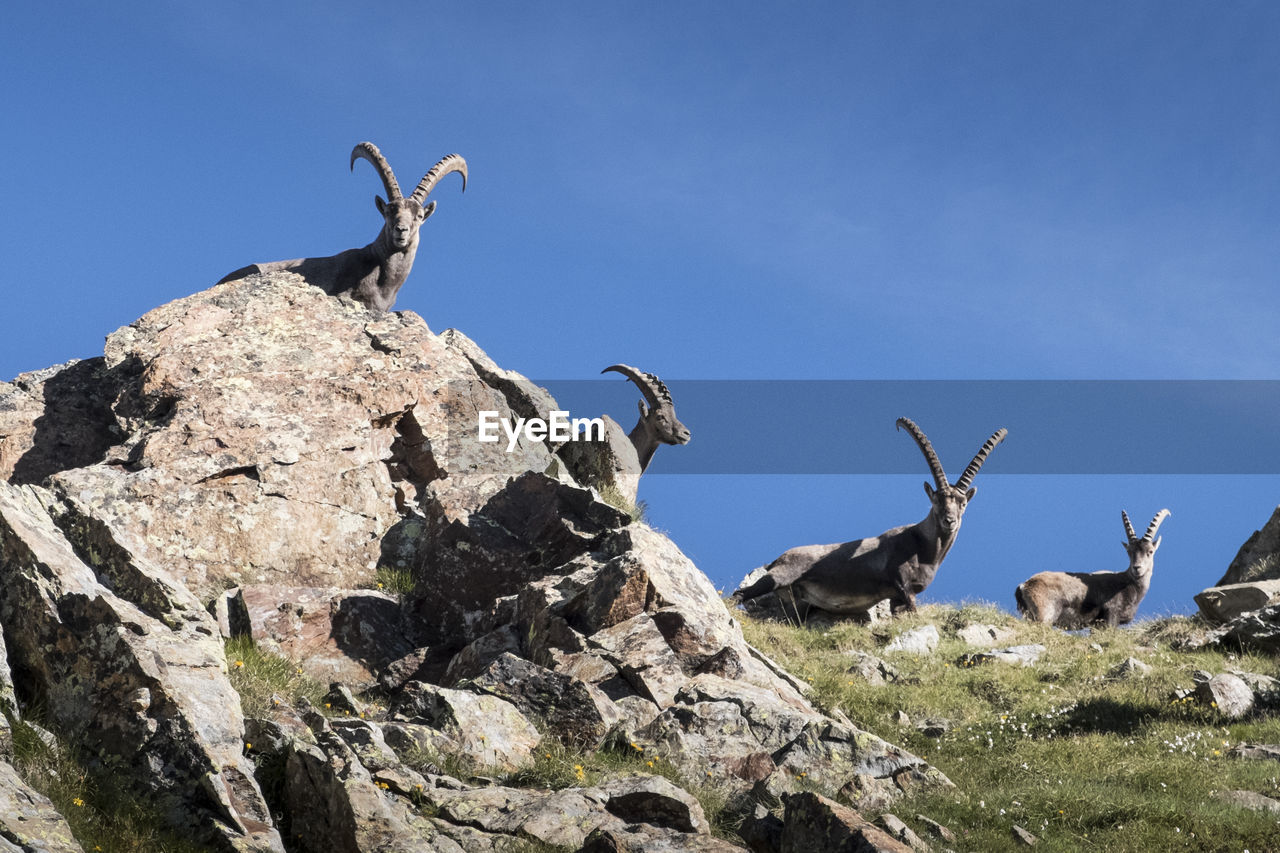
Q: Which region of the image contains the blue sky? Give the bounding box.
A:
[4,2,1279,616]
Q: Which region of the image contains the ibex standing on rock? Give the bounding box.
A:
[220,141,467,312]
[731,417,1007,617]
[1015,509,1170,628]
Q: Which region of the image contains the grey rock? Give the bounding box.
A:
[597,774,710,834]
[1193,671,1254,719]
[1195,580,1280,624]
[1229,744,1280,761]
[916,718,950,738]
[916,813,956,842]
[1212,789,1280,814]
[883,625,940,655]
[877,813,929,851]
[779,792,913,853]
[846,651,899,686]
[1219,505,1280,585]
[464,652,622,747]
[956,622,1016,647]
[1012,823,1039,845]
[386,682,541,771]
[959,644,1045,667]
[0,482,282,852]
[0,760,85,853]
[1107,657,1152,679]
[1196,603,1280,653]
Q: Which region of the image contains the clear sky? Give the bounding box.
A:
[4,2,1279,616]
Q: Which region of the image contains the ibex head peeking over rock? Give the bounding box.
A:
[219,141,467,313]
[602,364,691,472]
[731,417,1007,617]
[1015,509,1170,628]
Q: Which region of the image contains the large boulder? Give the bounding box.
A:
[23,273,553,593]
[1194,580,1280,624]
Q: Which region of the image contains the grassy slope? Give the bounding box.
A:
[740,603,1280,852]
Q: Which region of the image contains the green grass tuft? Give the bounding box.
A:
[225,636,328,718]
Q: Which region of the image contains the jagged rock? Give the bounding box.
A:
[845,651,899,686]
[1212,789,1280,814]
[285,716,471,853]
[1012,823,1039,845]
[956,622,1016,647]
[386,682,541,771]
[883,625,939,655]
[556,415,642,503]
[464,652,623,747]
[1219,505,1280,585]
[1108,657,1152,679]
[778,792,913,852]
[0,482,282,852]
[1194,603,1280,653]
[877,813,929,851]
[958,644,1045,667]
[1229,671,1280,707]
[226,585,410,689]
[880,818,930,852]
[579,827,747,853]
[1195,580,1280,624]
[0,760,85,853]
[1193,671,1254,719]
[892,711,911,727]
[1229,744,1280,761]
[442,626,522,685]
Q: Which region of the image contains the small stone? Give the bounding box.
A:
[884,625,940,655]
[1213,789,1280,814]
[893,710,911,727]
[1012,824,1039,845]
[915,718,950,738]
[956,622,1016,647]
[914,814,956,843]
[878,813,929,851]
[1107,657,1152,679]
[1193,672,1254,719]
[1229,744,1280,761]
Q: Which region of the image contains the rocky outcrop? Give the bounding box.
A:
[1219,506,1280,585]
[0,272,944,850]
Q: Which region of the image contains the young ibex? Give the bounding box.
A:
[220,141,467,312]
[556,364,691,504]
[1015,509,1170,628]
[731,417,1007,617]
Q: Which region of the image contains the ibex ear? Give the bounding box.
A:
[375,196,387,214]
[965,486,977,502]
[1122,540,1131,552]
[1152,536,1161,551]
[421,201,437,222]
[637,400,649,419]
[923,482,935,499]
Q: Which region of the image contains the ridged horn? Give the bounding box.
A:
[1143,509,1171,542]
[603,364,667,411]
[350,142,402,201]
[896,417,948,491]
[955,428,1008,490]
[410,154,468,206]
[1122,510,1137,543]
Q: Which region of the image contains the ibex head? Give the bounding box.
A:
[603,364,691,447]
[896,417,1007,534]
[350,142,467,251]
[1121,508,1170,578]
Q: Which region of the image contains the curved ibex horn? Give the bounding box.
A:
[350,142,402,201]
[955,428,1008,491]
[1122,510,1137,543]
[410,154,468,206]
[1143,509,1171,542]
[896,417,948,491]
[603,364,666,411]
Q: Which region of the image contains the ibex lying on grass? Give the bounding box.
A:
[557,364,691,505]
[731,417,1007,617]
[1015,509,1170,628]
[220,141,467,312]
